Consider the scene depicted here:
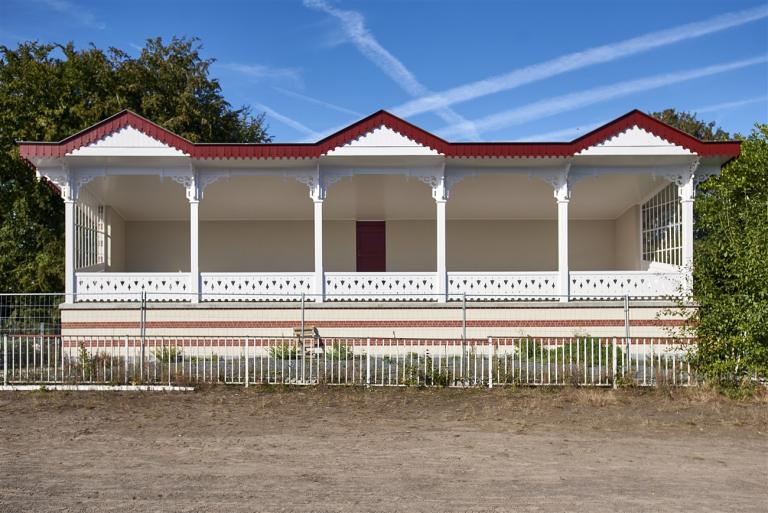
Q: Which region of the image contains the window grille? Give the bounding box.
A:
[75,189,105,270]
[641,183,682,266]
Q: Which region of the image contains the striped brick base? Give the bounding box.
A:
[60,301,691,339]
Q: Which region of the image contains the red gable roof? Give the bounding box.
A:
[17,109,740,161]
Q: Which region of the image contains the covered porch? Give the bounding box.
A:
[71,162,686,303]
[20,109,736,304]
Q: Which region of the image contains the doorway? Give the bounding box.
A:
[356,221,386,272]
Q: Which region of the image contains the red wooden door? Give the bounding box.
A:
[356,221,386,272]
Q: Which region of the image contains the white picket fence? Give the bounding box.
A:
[0,335,696,388]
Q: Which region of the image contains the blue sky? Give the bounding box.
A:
[1,0,767,142]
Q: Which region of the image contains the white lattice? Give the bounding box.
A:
[325,273,437,301]
[448,272,559,300]
[570,271,683,299]
[76,273,192,301]
[202,273,314,301]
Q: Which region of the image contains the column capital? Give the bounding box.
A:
[653,157,700,201]
[294,165,339,202]
[538,160,573,202]
[40,166,98,202]
[411,165,448,201]
[166,169,201,202]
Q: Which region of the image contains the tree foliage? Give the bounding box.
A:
[652,109,768,383]
[653,108,731,141]
[0,37,270,293]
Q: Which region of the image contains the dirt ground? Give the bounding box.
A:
[0,386,766,513]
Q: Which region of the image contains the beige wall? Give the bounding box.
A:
[387,221,435,272]
[124,221,356,272]
[105,207,125,272]
[614,205,641,270]
[323,221,356,272]
[447,220,616,271]
[569,220,616,271]
[122,218,640,272]
[448,220,555,271]
[125,221,189,272]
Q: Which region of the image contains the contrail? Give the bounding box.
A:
[437,56,768,138]
[272,87,364,117]
[303,0,480,139]
[692,96,767,114]
[393,5,768,118]
[253,103,321,139]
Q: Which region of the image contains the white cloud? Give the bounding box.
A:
[393,5,768,118]
[253,103,321,139]
[221,63,303,88]
[437,56,768,138]
[31,0,106,30]
[303,0,479,139]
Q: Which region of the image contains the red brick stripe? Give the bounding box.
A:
[62,319,686,330]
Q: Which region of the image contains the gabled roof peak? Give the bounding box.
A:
[18,108,741,161]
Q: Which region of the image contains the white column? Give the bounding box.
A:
[557,198,569,302]
[189,198,200,303]
[313,199,324,301]
[679,175,695,269]
[552,174,571,303]
[679,173,695,299]
[436,198,447,302]
[64,198,76,303]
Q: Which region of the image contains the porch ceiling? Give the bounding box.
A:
[83,172,665,222]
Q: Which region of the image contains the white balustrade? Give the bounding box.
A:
[448,272,559,300]
[74,270,684,302]
[569,271,683,299]
[201,272,314,301]
[76,272,192,301]
[325,272,437,301]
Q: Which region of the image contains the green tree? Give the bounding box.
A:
[652,108,731,141]
[0,37,270,293]
[652,109,768,383]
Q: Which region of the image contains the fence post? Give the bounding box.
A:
[244,338,250,388]
[168,340,172,387]
[612,337,618,389]
[3,334,7,386]
[488,337,494,389]
[366,338,371,387]
[462,293,467,342]
[124,335,129,384]
[624,294,630,357]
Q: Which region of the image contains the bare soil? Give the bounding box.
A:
[0,386,766,513]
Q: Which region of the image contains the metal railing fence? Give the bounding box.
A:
[1,335,695,388]
[0,294,65,335]
[0,292,682,342]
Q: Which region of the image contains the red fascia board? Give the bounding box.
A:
[17,108,741,161]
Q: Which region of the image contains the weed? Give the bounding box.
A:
[269,343,299,360]
[153,346,183,363]
[327,342,353,360]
